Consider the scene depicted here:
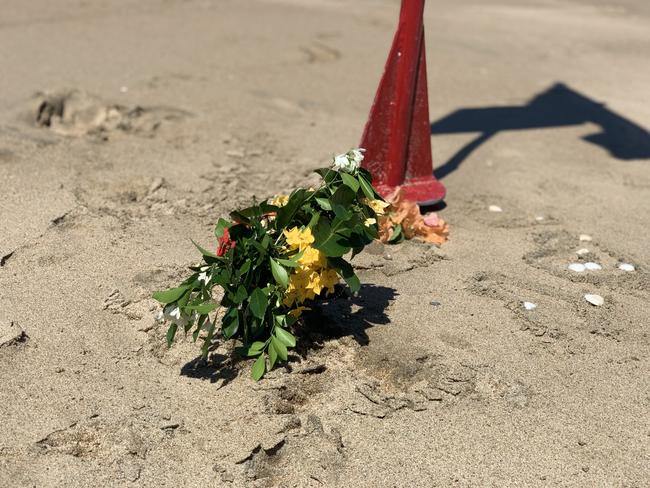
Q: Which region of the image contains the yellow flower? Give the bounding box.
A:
[362,198,390,215]
[364,217,376,227]
[283,226,315,250]
[299,246,326,268]
[270,194,289,207]
[320,268,340,294]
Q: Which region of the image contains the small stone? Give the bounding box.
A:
[430,301,441,307]
[584,262,602,271]
[581,467,590,473]
[535,216,544,221]
[576,248,590,255]
[568,263,586,272]
[579,234,592,242]
[584,294,604,306]
[618,263,635,272]
[523,301,537,311]
[488,205,502,213]
[148,177,165,194]
[221,471,235,483]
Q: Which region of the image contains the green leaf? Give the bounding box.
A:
[191,239,219,259]
[332,204,352,222]
[331,185,356,207]
[249,288,268,319]
[313,219,351,257]
[341,172,360,192]
[276,258,300,268]
[237,260,251,278]
[275,327,296,348]
[251,354,266,381]
[185,302,218,314]
[153,285,189,304]
[269,340,278,368]
[275,189,307,229]
[214,218,231,238]
[271,336,288,362]
[233,285,248,304]
[270,258,289,288]
[358,175,375,200]
[166,323,178,348]
[240,341,266,357]
[328,257,361,293]
[315,197,332,211]
[222,308,239,339]
[201,320,216,359]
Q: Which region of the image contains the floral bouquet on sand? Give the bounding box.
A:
[154,149,388,380]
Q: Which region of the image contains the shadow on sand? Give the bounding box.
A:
[430,82,650,179]
[179,284,397,383]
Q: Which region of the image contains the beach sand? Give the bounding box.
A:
[1,0,649,486]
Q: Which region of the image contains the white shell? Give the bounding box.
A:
[584,294,604,306]
[576,248,590,255]
[568,263,586,272]
[579,234,593,242]
[584,262,602,271]
[523,301,537,310]
[618,263,635,272]
[488,205,503,213]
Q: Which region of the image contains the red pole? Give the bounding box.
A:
[361,0,446,204]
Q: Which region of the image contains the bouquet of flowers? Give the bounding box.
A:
[154,149,388,380]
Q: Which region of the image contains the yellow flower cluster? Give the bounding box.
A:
[362,198,389,215]
[270,194,290,207]
[282,227,339,307]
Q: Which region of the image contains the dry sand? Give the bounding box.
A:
[1,0,649,486]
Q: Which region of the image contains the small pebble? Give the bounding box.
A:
[568,263,586,272]
[579,234,592,242]
[584,294,604,306]
[584,262,602,271]
[535,216,544,221]
[576,248,590,255]
[488,205,502,213]
[618,263,635,272]
[430,301,441,307]
[523,301,537,311]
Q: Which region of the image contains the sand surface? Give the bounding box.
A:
[1,0,649,486]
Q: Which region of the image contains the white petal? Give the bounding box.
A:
[488,205,502,213]
[568,263,586,272]
[579,234,592,242]
[584,294,604,306]
[584,262,602,271]
[523,301,537,310]
[618,263,635,272]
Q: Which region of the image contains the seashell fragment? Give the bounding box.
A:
[584,262,602,271]
[488,205,503,213]
[584,294,604,306]
[568,263,586,272]
[576,248,590,255]
[579,234,592,242]
[618,263,635,272]
[523,301,537,311]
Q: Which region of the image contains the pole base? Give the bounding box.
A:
[376,175,446,206]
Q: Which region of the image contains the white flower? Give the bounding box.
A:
[198,271,209,284]
[163,304,189,327]
[350,148,365,165]
[333,154,351,172]
[332,148,365,173]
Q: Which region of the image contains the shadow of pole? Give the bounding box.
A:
[431,82,650,179]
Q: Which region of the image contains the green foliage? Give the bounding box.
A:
[153,150,386,380]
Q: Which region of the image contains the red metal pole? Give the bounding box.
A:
[361,0,446,204]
